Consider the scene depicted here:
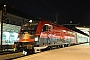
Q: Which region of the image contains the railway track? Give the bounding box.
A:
[0,52,24,60]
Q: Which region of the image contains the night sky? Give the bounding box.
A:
[1,0,90,26]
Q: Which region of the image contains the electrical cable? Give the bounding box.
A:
[41,0,58,13]
[15,0,52,17]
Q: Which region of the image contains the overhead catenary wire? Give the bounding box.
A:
[15,0,52,17]
[41,0,59,24]
[41,0,58,13]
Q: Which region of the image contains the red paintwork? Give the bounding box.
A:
[18,19,76,43]
[18,38,34,42]
[36,20,51,35]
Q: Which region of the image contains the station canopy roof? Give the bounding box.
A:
[76,27,89,35]
[63,25,89,36]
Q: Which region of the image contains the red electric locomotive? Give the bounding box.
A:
[13,19,77,54]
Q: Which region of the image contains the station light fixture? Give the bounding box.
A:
[4,4,6,8]
[29,20,32,23]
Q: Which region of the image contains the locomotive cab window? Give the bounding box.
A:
[42,25,47,32]
[21,21,38,35]
[42,24,52,32]
[18,21,38,41]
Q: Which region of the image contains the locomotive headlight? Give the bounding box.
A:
[35,37,38,41]
[17,38,20,40]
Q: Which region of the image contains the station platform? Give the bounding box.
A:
[12,43,90,60]
[0,43,89,60]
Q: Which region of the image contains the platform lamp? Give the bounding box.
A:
[0,4,6,51]
[0,4,7,51]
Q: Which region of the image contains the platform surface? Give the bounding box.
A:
[13,43,90,60]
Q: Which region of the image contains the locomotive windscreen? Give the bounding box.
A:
[17,20,39,42]
[21,21,38,35]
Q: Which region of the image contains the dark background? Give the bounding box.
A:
[0,0,90,26]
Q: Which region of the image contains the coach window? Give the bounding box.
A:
[47,25,51,30]
[42,24,53,32]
